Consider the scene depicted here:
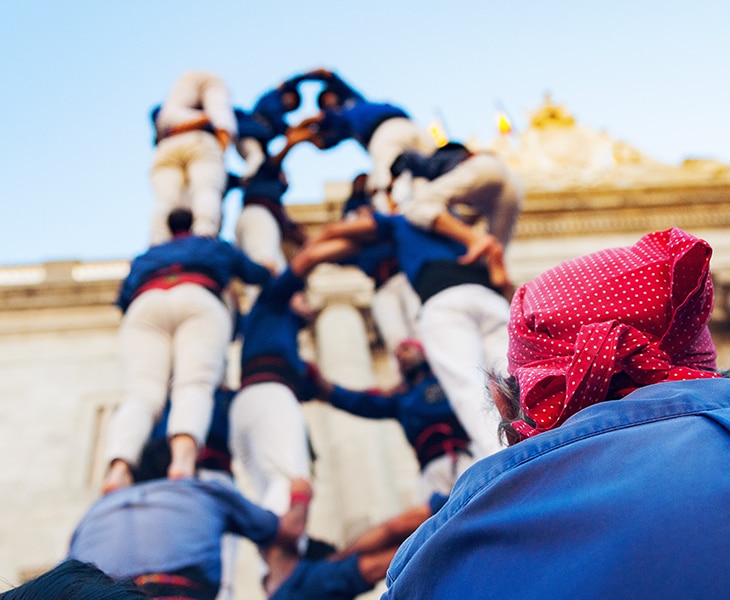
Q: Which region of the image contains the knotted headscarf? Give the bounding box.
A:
[508,228,720,438]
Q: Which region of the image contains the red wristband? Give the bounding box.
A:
[290,491,312,507]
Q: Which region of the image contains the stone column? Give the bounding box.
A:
[303,264,416,547]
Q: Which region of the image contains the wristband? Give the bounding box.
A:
[290,491,312,507]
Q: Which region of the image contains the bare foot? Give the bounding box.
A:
[168,434,198,480]
[102,459,133,494]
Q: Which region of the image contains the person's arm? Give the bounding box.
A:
[289,237,363,278]
[332,503,433,561]
[327,385,400,420]
[432,212,512,293]
[230,244,276,284]
[224,485,282,545]
[309,211,379,244]
[315,69,366,104]
[271,123,322,165]
[273,478,312,549]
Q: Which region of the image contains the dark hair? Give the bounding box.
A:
[167,208,193,234]
[316,86,340,110]
[0,560,146,600]
[491,369,729,446]
[485,371,527,446]
[280,85,302,112]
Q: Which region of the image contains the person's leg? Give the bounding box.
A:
[367,118,436,212]
[418,285,510,459]
[186,132,227,238]
[229,382,310,514]
[158,71,208,126]
[371,274,416,355]
[484,166,524,249]
[103,292,173,491]
[400,154,492,229]
[234,204,287,272]
[167,285,232,479]
[199,72,236,135]
[149,142,188,245]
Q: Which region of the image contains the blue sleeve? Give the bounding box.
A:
[428,492,449,514]
[257,267,305,307]
[226,244,272,285]
[330,385,399,419]
[115,257,145,312]
[324,72,366,104]
[222,489,279,545]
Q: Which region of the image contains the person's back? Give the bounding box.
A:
[69,478,276,585]
[385,377,730,599]
[383,227,729,599]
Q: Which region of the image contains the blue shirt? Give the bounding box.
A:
[239,268,306,375]
[318,102,408,149]
[68,478,279,586]
[329,375,469,469]
[116,235,271,312]
[337,240,399,289]
[371,213,466,286]
[383,378,730,599]
[270,555,371,600]
[234,107,275,144]
[251,88,291,138]
[243,159,288,204]
[319,71,366,108]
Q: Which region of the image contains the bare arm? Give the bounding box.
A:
[332,503,433,560]
[309,211,378,244]
[289,237,363,278]
[432,212,512,295]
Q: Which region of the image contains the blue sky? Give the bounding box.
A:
[1,0,728,265]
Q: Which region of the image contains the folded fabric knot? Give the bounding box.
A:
[509,228,720,438]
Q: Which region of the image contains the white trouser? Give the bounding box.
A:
[105,284,232,466]
[370,272,422,353]
[149,131,226,244]
[235,137,267,180]
[157,70,236,135]
[402,153,524,247]
[367,117,436,212]
[229,382,310,515]
[234,204,287,273]
[418,284,510,459]
[419,450,477,499]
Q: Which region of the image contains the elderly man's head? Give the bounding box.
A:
[496,228,720,443]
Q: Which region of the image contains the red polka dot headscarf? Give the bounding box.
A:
[508,228,720,438]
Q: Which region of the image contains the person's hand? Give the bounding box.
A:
[458,234,514,298]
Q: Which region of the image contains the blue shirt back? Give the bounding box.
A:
[116,236,270,312]
[68,478,278,586]
[384,378,730,599]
